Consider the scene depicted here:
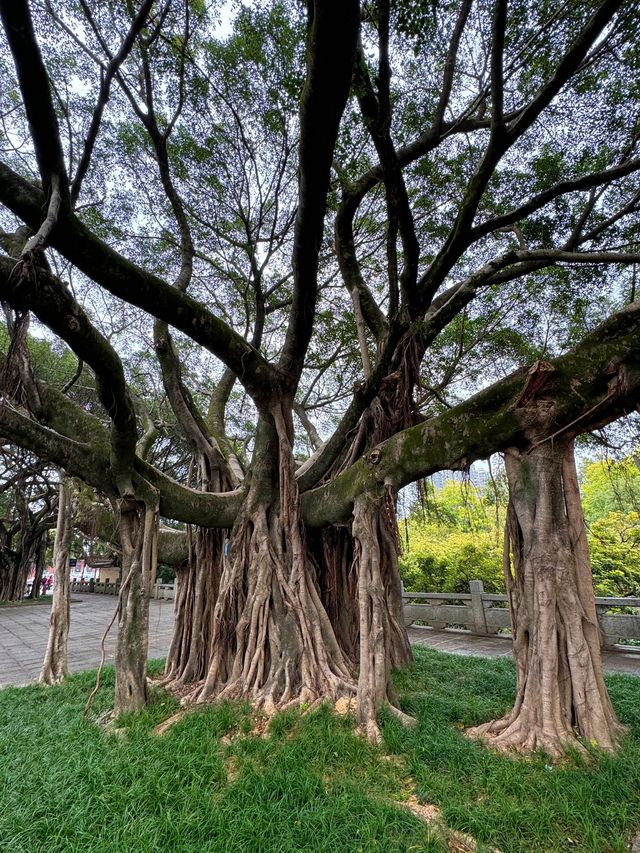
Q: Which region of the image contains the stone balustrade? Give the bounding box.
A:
[402,581,640,649]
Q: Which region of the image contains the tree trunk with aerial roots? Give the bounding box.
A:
[114,496,159,716]
[468,438,626,758]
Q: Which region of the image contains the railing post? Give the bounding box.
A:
[469,580,488,635]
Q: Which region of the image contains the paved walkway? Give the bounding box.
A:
[0,594,174,687]
[0,595,638,687]
[409,625,640,676]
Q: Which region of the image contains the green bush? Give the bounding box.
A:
[400,525,504,593]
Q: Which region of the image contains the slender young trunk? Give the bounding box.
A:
[40,476,72,684]
[114,497,159,716]
[468,440,626,757]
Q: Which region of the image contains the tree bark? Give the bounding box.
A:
[40,476,72,684]
[163,526,224,687]
[468,439,626,757]
[28,535,46,599]
[114,497,158,716]
[352,489,415,742]
[189,408,356,715]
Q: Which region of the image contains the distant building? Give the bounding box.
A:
[428,459,501,492]
[86,553,121,584]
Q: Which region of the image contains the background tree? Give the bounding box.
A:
[0,445,56,601]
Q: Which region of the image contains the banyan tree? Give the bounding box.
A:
[0,0,639,755]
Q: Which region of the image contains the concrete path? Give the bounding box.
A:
[0,595,638,687]
[0,594,174,687]
[409,625,640,676]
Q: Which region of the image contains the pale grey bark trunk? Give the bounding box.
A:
[114,498,159,716]
[40,475,72,685]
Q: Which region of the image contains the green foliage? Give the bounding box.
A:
[580,457,640,597]
[581,457,640,522]
[402,458,640,598]
[401,528,504,594]
[0,323,91,391]
[589,512,640,597]
[156,564,176,583]
[400,479,506,593]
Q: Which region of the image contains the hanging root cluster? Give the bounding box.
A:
[188,407,356,715]
[162,405,415,741]
[352,489,415,742]
[163,525,224,689]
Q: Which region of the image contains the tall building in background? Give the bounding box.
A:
[428,459,501,492]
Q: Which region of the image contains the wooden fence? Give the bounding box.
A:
[402,580,640,648]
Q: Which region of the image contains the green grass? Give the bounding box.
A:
[0,596,54,608]
[0,597,82,608]
[0,651,638,853]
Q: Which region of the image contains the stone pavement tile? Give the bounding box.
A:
[1,671,30,682]
[407,626,640,676]
[3,596,638,685]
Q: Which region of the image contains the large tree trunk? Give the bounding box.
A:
[179,407,414,740]
[114,497,159,716]
[40,476,72,684]
[193,409,355,714]
[468,439,626,757]
[0,551,25,601]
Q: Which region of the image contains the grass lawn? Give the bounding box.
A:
[0,596,54,608]
[0,648,638,853]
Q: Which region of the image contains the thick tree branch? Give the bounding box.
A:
[279,0,360,386]
[302,300,640,526]
[415,0,626,312]
[507,0,625,140]
[0,0,69,203]
[471,158,640,243]
[0,254,137,495]
[0,160,279,404]
[432,0,474,132]
[71,0,155,204]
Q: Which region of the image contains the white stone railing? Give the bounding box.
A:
[402,581,640,648]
